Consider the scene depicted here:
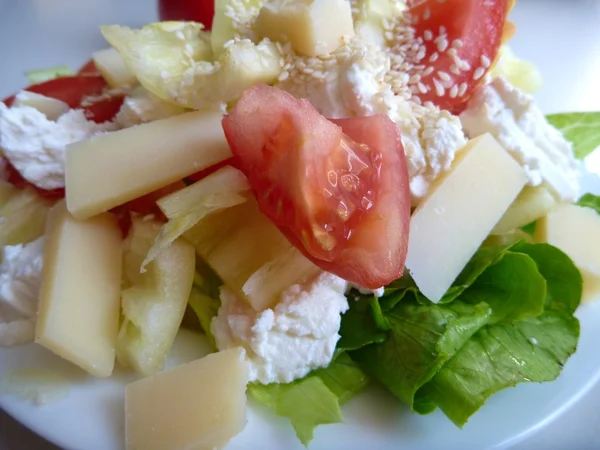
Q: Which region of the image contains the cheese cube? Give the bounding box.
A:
[254,0,354,57]
[535,203,600,303]
[35,201,122,377]
[125,347,248,450]
[92,47,137,88]
[65,110,232,220]
[406,134,528,302]
[492,185,557,234]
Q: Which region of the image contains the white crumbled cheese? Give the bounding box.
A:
[211,272,349,384]
[460,76,580,202]
[0,104,117,190]
[115,86,186,128]
[0,237,45,347]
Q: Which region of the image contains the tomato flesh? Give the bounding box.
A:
[223,84,410,287]
[407,0,507,111]
[78,59,99,75]
[158,0,215,30]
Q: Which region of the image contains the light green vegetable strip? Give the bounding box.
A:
[25,65,74,84]
[546,112,600,159]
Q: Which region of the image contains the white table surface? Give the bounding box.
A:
[1,0,599,449]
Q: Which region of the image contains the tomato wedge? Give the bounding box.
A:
[407,0,507,111]
[78,59,99,75]
[158,0,215,30]
[223,84,410,288]
[2,75,124,123]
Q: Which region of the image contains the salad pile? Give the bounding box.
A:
[1,0,600,449]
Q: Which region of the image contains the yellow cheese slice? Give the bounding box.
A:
[406,134,528,302]
[35,201,122,377]
[536,203,600,303]
[65,110,232,220]
[125,347,248,450]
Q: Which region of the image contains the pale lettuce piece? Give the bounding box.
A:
[101,22,281,109]
[0,183,52,246]
[25,65,74,84]
[491,46,543,93]
[142,166,250,269]
[116,216,196,376]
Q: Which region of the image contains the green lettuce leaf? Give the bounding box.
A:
[25,65,74,84]
[459,251,546,324]
[250,354,368,446]
[577,193,600,215]
[419,311,579,426]
[338,291,388,352]
[350,296,492,410]
[187,259,222,349]
[546,112,600,159]
[344,242,582,427]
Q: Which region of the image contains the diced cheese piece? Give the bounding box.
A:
[92,47,137,88]
[492,185,557,234]
[35,201,122,377]
[406,134,528,302]
[65,110,232,220]
[254,0,354,57]
[125,347,248,450]
[535,203,600,303]
[12,91,69,121]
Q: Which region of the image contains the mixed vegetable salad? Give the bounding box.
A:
[1,0,600,449]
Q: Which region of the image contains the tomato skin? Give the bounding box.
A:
[408,0,507,111]
[78,59,99,75]
[223,84,410,288]
[2,75,124,123]
[158,0,215,30]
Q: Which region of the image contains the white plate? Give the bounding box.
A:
[2,1,600,450]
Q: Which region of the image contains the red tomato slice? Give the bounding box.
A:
[407,0,507,111]
[2,75,124,123]
[158,0,215,30]
[222,84,410,288]
[78,59,99,75]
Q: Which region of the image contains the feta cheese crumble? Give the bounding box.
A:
[0,237,45,346]
[0,104,117,190]
[211,272,349,384]
[460,76,580,202]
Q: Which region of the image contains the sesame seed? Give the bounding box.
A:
[473,67,486,80]
[449,85,459,98]
[458,59,471,71]
[450,64,460,75]
[409,74,422,84]
[423,6,431,20]
[458,82,468,96]
[417,81,428,94]
[447,48,457,58]
[423,66,434,76]
[429,52,439,63]
[480,55,491,68]
[424,30,433,41]
[452,39,464,48]
[437,71,451,82]
[436,36,448,52]
[433,78,445,96]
